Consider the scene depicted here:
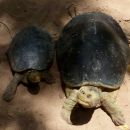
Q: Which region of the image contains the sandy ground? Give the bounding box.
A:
[0,0,130,130]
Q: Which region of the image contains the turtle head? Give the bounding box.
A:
[77,86,101,108]
[27,70,41,84]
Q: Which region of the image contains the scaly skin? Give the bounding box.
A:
[3,73,24,102]
[61,85,127,127]
[101,90,125,126]
[61,89,78,124]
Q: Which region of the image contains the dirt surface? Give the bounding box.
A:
[0,0,130,130]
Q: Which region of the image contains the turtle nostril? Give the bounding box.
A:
[87,94,92,98]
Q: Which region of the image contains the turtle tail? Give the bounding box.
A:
[2,73,24,102]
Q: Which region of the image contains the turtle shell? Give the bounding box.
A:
[8,26,54,72]
[57,12,130,89]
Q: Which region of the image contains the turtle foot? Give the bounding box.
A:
[118,124,130,130]
[111,112,125,126]
[2,91,15,102]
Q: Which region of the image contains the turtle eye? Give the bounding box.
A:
[80,90,85,94]
[87,94,92,98]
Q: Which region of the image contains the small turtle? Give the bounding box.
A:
[3,26,54,102]
[56,12,130,126]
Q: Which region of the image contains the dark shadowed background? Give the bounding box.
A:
[0,0,130,130]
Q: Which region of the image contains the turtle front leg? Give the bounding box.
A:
[61,89,78,124]
[42,70,55,84]
[101,91,125,126]
[3,73,24,102]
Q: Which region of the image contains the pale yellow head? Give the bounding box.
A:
[77,86,101,108]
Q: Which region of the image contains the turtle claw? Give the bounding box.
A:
[118,124,130,130]
[111,112,125,126]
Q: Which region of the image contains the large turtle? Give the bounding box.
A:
[56,12,130,127]
[3,26,54,102]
